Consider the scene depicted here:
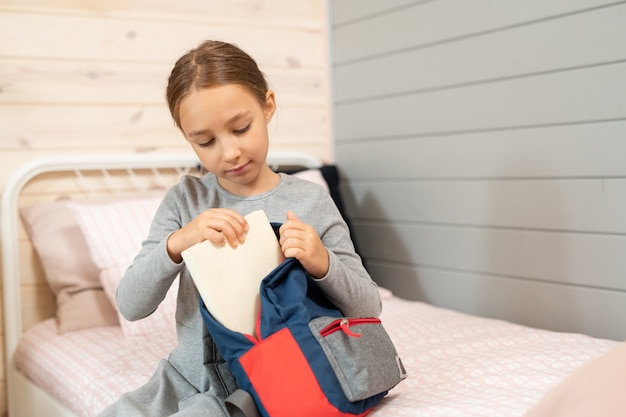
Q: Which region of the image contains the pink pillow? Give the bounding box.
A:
[68,196,177,337]
[20,200,119,333]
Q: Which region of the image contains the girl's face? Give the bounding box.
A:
[178,84,277,196]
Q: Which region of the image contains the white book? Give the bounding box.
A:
[182,210,284,335]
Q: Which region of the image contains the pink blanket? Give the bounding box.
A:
[16,291,617,416]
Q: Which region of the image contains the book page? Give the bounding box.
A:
[182,210,284,335]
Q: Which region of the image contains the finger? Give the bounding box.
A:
[213,220,246,247]
[278,227,305,249]
[203,228,227,246]
[211,208,248,232]
[286,210,299,221]
[280,210,303,237]
[202,210,248,247]
[282,245,302,260]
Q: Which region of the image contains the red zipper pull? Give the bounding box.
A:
[340,318,362,338]
[319,317,381,337]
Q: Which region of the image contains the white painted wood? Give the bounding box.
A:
[344,179,626,234]
[0,105,180,148]
[333,0,621,64]
[334,3,626,102]
[0,105,329,156]
[334,62,626,139]
[0,0,324,27]
[355,222,626,290]
[0,59,327,106]
[0,59,171,104]
[335,121,626,179]
[0,13,325,68]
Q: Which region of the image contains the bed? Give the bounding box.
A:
[1,152,622,417]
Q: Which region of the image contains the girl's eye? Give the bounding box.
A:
[198,138,215,148]
[234,124,250,135]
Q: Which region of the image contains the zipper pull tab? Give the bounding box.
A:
[340,318,362,338]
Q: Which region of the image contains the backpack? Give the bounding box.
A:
[200,257,407,417]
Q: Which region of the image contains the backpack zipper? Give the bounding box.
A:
[319,317,381,338]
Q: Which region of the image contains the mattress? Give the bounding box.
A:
[15,320,177,416]
[15,290,617,417]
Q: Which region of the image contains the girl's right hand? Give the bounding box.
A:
[166,208,248,263]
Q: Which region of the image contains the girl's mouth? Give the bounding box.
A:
[226,161,250,175]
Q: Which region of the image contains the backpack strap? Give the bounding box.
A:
[225,389,261,417]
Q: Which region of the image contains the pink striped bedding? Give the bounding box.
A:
[15,320,176,416]
[15,289,617,417]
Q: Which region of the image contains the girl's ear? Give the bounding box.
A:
[264,90,276,123]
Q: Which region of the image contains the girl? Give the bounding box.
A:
[98,40,381,417]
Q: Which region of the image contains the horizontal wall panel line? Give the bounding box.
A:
[334,0,626,66]
[332,0,434,29]
[335,117,626,144]
[0,56,328,70]
[366,258,626,293]
[0,8,323,31]
[0,55,171,65]
[0,102,165,107]
[351,219,626,237]
[335,59,626,106]
[344,174,626,182]
[351,219,626,238]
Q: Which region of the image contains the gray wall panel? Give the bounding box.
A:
[335,62,626,140]
[355,222,626,290]
[333,0,621,64]
[335,4,626,103]
[336,122,626,179]
[329,0,626,340]
[345,179,626,233]
[368,261,626,340]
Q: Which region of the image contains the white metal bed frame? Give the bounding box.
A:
[1,151,322,417]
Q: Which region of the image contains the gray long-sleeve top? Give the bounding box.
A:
[115,172,381,395]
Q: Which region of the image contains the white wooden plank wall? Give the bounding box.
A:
[329,0,626,341]
[0,1,331,414]
[0,0,332,178]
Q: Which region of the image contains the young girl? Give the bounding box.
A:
[98,40,381,417]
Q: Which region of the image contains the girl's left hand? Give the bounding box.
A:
[279,210,329,278]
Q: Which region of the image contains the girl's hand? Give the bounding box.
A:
[167,208,248,263]
[279,210,329,278]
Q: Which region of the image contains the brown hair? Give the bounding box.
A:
[166,40,268,128]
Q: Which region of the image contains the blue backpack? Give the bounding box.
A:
[200,257,406,417]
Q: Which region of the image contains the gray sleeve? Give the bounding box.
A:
[115,186,185,321]
[304,188,382,318]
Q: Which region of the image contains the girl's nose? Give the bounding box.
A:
[222,137,241,162]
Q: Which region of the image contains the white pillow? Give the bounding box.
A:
[99,265,178,337]
[68,196,177,337]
